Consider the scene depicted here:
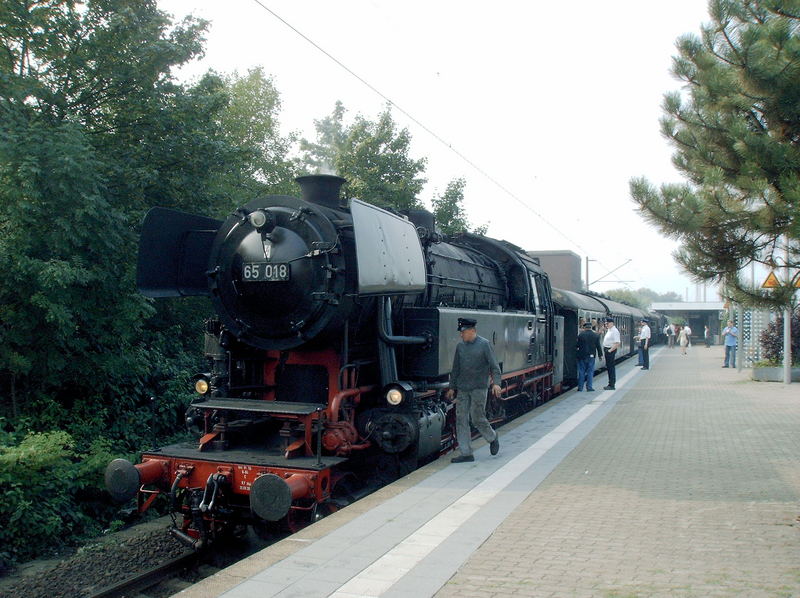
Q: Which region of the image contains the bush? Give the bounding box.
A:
[0,430,122,572]
[758,310,800,366]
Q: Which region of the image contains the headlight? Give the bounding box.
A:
[386,388,404,406]
[383,381,414,406]
[248,210,267,228]
[194,377,210,395]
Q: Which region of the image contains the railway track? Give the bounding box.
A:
[79,522,291,598]
[86,551,200,598]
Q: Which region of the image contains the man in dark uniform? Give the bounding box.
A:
[576,321,603,391]
[446,318,501,463]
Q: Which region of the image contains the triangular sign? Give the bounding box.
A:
[762,271,781,288]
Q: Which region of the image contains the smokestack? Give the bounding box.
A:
[295,174,347,209]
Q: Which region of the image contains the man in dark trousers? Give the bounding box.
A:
[639,318,651,370]
[576,321,603,391]
[446,318,501,463]
[602,317,621,390]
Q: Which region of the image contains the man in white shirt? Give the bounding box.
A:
[665,323,675,348]
[602,317,621,389]
[640,318,651,370]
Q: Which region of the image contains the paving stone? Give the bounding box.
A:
[435,346,800,598]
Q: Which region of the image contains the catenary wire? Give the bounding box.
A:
[248,0,631,288]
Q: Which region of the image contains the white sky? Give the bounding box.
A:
[158,0,717,298]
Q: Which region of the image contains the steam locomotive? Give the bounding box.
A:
[105,175,657,548]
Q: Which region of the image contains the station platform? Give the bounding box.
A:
[174,344,800,598]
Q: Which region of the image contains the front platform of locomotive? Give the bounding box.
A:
[105,175,419,546]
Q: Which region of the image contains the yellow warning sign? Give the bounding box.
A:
[762,271,781,288]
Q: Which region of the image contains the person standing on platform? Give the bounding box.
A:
[666,323,676,348]
[635,323,644,366]
[722,320,738,368]
[678,325,690,355]
[602,317,620,390]
[576,321,603,391]
[639,318,651,370]
[446,318,501,463]
[704,325,712,347]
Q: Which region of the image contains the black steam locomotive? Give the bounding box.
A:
[105,175,650,548]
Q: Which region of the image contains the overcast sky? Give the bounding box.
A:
[158,0,717,298]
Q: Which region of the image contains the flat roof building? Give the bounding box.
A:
[651,301,726,340]
[527,250,582,292]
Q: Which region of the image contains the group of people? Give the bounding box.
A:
[664,320,738,367]
[446,315,741,463]
[576,316,650,392]
[663,322,693,355]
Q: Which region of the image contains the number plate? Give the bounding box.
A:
[241,262,290,282]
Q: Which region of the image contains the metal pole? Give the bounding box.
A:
[784,241,792,384]
[783,308,791,384]
[316,407,324,467]
[737,305,743,373]
[585,256,589,291]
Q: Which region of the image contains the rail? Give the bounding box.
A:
[85,550,198,598]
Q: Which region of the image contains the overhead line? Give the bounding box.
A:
[248,0,630,287]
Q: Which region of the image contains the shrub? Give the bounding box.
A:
[758,310,800,366]
[0,430,122,571]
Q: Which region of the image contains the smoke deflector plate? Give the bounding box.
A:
[350,199,426,295]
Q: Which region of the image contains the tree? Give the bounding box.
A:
[299,103,427,210]
[216,67,298,201]
[0,0,200,434]
[630,0,800,309]
[0,0,308,563]
[431,177,488,235]
[0,0,262,443]
[604,287,683,309]
[0,115,147,422]
[603,289,649,310]
[299,100,347,175]
[655,290,684,303]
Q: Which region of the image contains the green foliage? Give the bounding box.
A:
[299,102,427,210]
[298,100,348,174]
[630,0,800,309]
[431,177,488,235]
[0,113,151,423]
[432,178,469,234]
[0,430,121,570]
[0,0,223,442]
[603,289,650,310]
[758,310,800,365]
[213,67,298,203]
[0,0,299,565]
[604,287,683,309]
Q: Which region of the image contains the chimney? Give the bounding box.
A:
[295,174,347,209]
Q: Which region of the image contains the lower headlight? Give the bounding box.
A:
[194,377,210,395]
[383,381,414,406]
[386,388,404,406]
